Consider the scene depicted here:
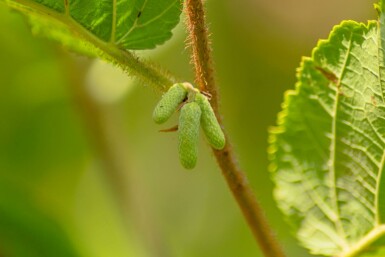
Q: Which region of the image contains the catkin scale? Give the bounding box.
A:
[195,93,225,150]
[153,83,188,124]
[178,102,202,169]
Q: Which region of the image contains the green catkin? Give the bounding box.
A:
[178,102,202,169]
[195,93,225,150]
[153,83,188,124]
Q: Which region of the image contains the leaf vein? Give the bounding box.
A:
[110,0,117,43]
[329,31,354,245]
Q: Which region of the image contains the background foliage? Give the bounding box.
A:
[0,1,375,256]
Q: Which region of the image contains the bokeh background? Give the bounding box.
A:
[0,1,375,257]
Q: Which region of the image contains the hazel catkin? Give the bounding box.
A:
[195,93,225,150]
[153,83,188,124]
[178,102,202,169]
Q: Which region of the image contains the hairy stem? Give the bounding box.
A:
[8,0,176,92]
[185,1,286,257]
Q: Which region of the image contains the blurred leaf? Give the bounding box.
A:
[2,0,182,53]
[0,180,80,257]
[269,4,385,257]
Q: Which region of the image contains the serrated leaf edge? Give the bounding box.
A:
[268,18,385,257]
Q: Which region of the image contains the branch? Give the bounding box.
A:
[61,55,171,257]
[184,1,286,257]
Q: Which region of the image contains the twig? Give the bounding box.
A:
[62,55,170,257]
[184,1,286,257]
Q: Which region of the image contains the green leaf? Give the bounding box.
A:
[269,4,385,257]
[2,0,182,51]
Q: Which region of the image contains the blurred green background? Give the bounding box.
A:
[0,1,375,257]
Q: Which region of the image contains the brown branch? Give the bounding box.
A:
[185,1,286,257]
[185,0,218,107]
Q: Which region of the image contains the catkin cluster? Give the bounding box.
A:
[153,83,225,169]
